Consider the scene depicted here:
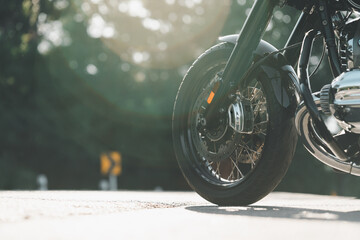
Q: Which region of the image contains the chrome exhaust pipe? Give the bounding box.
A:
[295,100,360,176]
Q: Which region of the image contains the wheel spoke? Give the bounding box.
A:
[227,159,236,180]
[253,128,267,136]
[250,88,261,101]
[191,75,267,184]
[254,120,268,126]
[230,156,244,178]
[216,162,220,176]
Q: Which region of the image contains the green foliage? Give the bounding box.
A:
[0,0,359,195]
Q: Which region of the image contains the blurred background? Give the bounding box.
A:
[1,0,360,196]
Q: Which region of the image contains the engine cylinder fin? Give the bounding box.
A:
[320,84,331,115]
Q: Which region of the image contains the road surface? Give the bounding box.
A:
[0,191,360,239]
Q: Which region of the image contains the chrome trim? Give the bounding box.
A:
[331,70,360,133]
[347,38,354,69]
[295,99,360,176]
[228,98,254,134]
[228,103,244,133]
[332,71,360,105]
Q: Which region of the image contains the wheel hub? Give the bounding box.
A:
[190,76,267,169]
[193,111,238,163]
[228,97,254,134]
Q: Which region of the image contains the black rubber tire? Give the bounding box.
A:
[172,43,298,206]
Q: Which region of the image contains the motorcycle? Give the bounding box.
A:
[172,0,360,206]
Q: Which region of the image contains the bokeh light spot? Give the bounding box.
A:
[86,64,99,75]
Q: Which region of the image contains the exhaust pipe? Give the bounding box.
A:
[295,101,360,176]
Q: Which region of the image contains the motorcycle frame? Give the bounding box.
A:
[221,0,342,93]
[211,0,353,160]
[287,0,349,160]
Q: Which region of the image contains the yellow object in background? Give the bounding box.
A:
[101,152,122,176]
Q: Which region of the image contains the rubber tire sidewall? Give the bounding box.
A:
[172,43,298,206]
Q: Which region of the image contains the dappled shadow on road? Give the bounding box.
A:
[186,205,360,222]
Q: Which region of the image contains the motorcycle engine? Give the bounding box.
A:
[338,17,360,70]
[320,18,360,133]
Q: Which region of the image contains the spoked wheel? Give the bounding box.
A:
[190,77,268,185]
[173,43,297,206]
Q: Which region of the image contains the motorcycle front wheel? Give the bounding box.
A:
[172,42,297,206]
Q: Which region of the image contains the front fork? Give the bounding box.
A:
[205,0,278,123]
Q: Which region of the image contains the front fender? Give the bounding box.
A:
[219,34,301,111]
[219,34,279,58]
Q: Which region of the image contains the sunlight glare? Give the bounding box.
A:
[118,0,150,18]
[37,19,71,54]
[132,51,150,64]
[87,14,115,38]
[80,0,231,68]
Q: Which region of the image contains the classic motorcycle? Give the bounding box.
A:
[172,0,360,205]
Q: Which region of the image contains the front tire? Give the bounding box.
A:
[172,43,297,206]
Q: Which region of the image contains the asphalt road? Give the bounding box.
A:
[1,191,360,240]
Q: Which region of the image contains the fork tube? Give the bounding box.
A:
[221,0,277,87]
[206,0,277,120]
